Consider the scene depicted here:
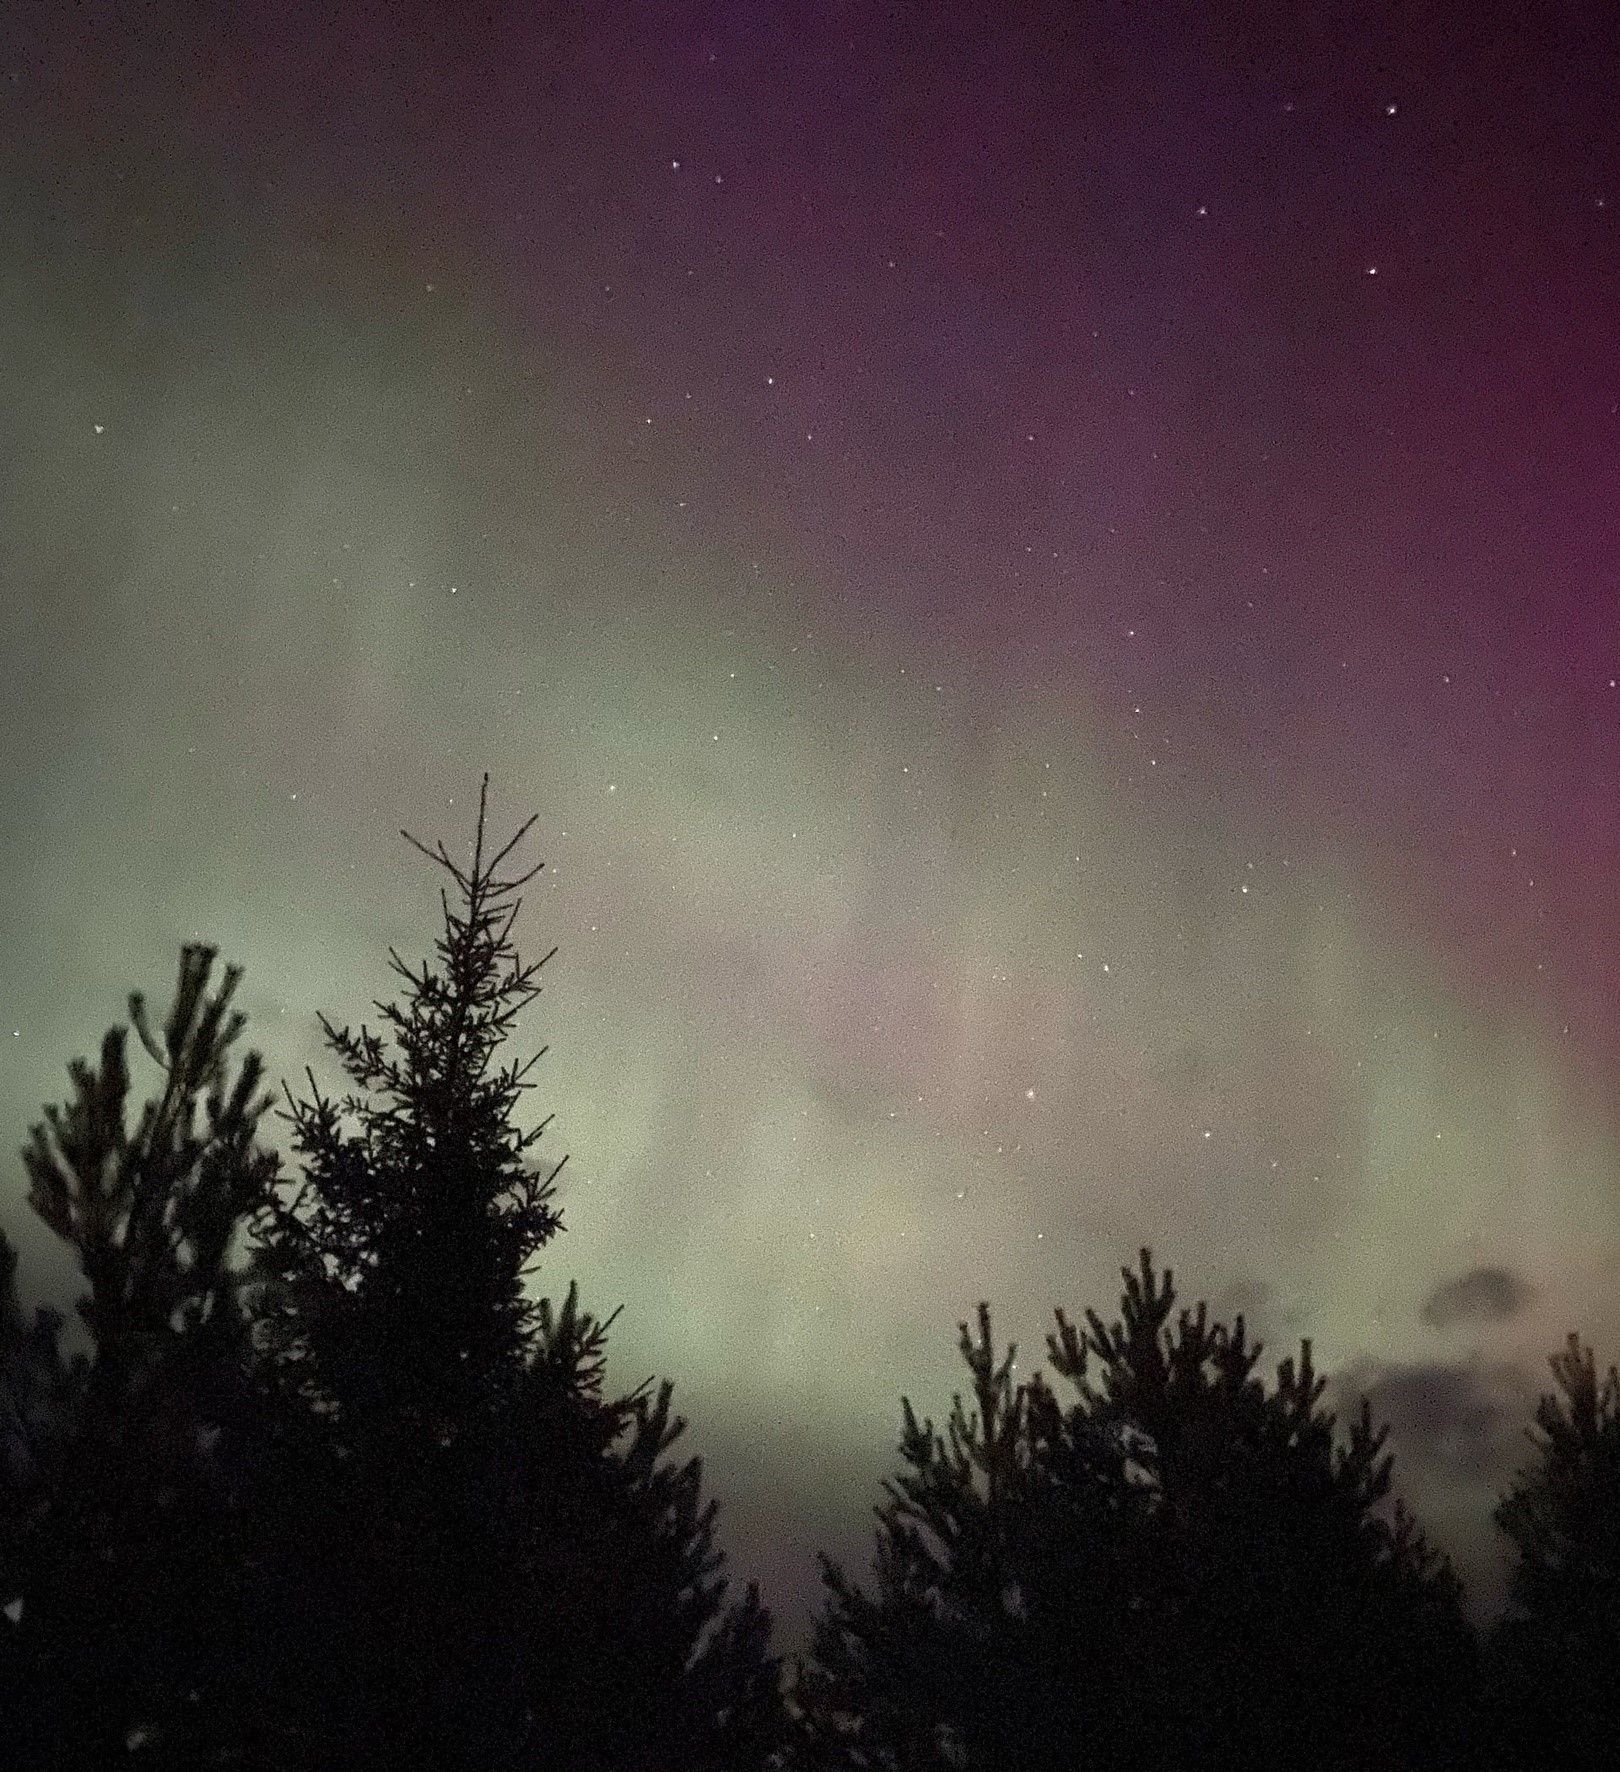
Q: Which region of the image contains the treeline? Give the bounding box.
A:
[1,787,1616,1770]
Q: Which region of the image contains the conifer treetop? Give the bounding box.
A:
[257,777,568,1421]
[22,944,279,1372]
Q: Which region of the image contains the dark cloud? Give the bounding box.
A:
[1334,1357,1535,1482]
[1421,1266,1535,1329]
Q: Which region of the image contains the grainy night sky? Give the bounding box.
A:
[3,1,1617,1635]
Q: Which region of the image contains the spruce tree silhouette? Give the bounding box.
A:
[1488,1331,1620,1770]
[248,778,784,1770]
[796,1251,1477,1772]
[0,945,282,1770]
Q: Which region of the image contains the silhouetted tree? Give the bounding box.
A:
[796,1297,1137,1772]
[516,1282,786,1772]
[1488,1331,1620,1769]
[0,945,281,1769]
[0,1235,79,1740]
[797,1251,1477,1772]
[248,778,783,1770]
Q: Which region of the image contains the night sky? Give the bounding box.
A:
[3,1,1618,1636]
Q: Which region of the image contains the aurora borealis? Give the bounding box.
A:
[2,2,1617,1633]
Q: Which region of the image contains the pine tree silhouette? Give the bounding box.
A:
[797,1250,1477,1772]
[1488,1331,1620,1769]
[0,1235,80,1744]
[248,778,784,1770]
[797,1298,1138,1772]
[0,945,281,1769]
